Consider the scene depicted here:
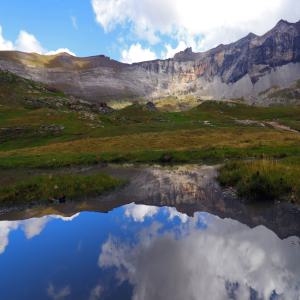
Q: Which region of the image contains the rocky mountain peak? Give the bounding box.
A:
[173,47,197,61]
[276,19,292,27]
[183,47,193,54]
[272,19,299,34]
[245,32,257,40]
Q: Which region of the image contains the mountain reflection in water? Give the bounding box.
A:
[0,165,300,300]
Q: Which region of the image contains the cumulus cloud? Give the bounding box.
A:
[0,25,75,56]
[22,217,50,239]
[121,43,157,63]
[15,30,45,54]
[0,26,14,50]
[124,203,159,222]
[92,0,176,44]
[99,213,300,300]
[92,0,300,51]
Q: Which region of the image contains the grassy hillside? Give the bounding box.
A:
[0,70,299,203]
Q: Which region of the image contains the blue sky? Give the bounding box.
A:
[0,0,299,63]
[0,0,121,58]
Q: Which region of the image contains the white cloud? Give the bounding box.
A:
[92,0,175,45]
[124,203,159,222]
[0,25,75,56]
[15,30,45,54]
[99,214,300,300]
[22,218,49,239]
[0,26,14,50]
[46,48,76,56]
[121,43,157,63]
[92,0,300,51]
[0,221,18,254]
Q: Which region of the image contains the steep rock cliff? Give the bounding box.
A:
[0,20,299,104]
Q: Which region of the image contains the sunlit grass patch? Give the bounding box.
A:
[2,127,298,156]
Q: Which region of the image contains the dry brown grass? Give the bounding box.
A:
[1,127,299,157]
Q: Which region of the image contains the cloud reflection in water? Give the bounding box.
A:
[0,213,79,254]
[100,208,300,300]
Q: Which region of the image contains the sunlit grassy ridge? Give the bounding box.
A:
[0,51,90,69]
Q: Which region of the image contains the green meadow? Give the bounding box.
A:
[0,70,299,203]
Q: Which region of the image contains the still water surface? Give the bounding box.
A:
[0,165,300,300]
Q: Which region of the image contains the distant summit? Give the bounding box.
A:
[276,19,292,26]
[174,47,198,61]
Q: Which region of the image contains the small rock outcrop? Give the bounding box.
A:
[145,101,157,112]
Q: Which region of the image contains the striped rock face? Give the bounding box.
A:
[0,20,300,105]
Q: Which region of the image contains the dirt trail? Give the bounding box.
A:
[266,121,299,134]
[235,119,299,134]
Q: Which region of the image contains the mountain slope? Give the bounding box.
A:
[0,20,300,104]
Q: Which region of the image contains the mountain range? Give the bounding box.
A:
[0,19,300,105]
